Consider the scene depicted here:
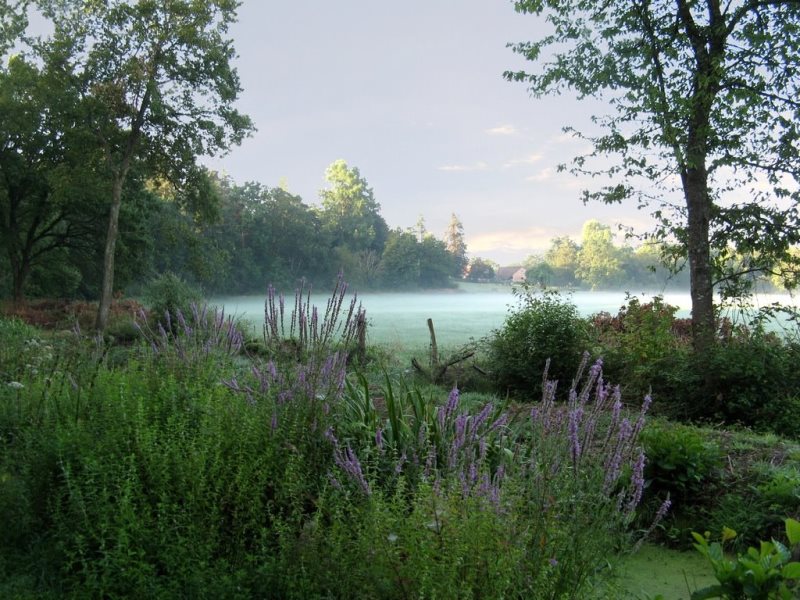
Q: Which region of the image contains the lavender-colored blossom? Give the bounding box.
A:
[375,427,384,451]
[324,426,338,445]
[627,449,646,513]
[333,446,370,495]
[470,402,493,440]
[488,413,508,433]
[395,452,406,474]
[568,408,583,468]
[445,387,460,419]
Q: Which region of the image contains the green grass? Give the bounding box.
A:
[612,544,716,599]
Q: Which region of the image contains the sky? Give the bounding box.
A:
[203,1,657,265]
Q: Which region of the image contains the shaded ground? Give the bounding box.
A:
[614,544,716,599]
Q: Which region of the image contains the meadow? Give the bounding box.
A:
[2,281,800,599]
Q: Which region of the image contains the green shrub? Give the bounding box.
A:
[486,287,587,396]
[691,518,800,599]
[589,295,695,409]
[142,271,203,327]
[640,423,723,502]
[706,335,800,434]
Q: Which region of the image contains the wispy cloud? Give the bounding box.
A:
[437,161,489,172]
[485,124,517,136]
[504,153,543,168]
[469,227,563,255]
[525,167,554,182]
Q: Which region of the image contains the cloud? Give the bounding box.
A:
[469,227,564,255]
[485,124,517,136]
[503,153,543,168]
[525,167,554,182]
[437,161,489,172]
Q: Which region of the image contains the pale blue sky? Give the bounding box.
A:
[206,2,657,264]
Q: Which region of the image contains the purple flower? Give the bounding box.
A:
[334,446,370,495]
[569,408,583,468]
[627,449,646,512]
[375,427,384,451]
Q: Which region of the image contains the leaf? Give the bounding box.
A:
[783,562,800,579]
[787,518,800,546]
[721,526,737,543]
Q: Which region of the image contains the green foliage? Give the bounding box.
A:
[706,334,800,436]
[142,272,203,327]
[319,159,389,254]
[1,316,653,598]
[507,1,800,354]
[487,287,587,395]
[691,519,800,599]
[592,295,693,404]
[640,423,722,502]
[576,220,623,289]
[466,256,496,281]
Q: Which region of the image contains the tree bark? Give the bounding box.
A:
[95,176,124,332]
[684,169,715,356]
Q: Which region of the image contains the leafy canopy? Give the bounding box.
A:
[506,1,800,298]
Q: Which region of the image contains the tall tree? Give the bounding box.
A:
[319,159,388,254]
[444,212,468,277]
[544,236,580,286]
[507,1,800,354]
[35,0,253,330]
[576,220,623,289]
[0,56,106,304]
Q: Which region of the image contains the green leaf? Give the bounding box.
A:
[787,518,800,546]
[690,584,726,600]
[783,562,800,579]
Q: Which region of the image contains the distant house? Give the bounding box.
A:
[495,266,527,283]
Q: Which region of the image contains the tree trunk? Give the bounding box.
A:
[95,176,124,332]
[11,259,30,308]
[684,168,715,356]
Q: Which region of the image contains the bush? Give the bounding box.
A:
[589,295,694,409]
[706,334,800,433]
[486,287,587,396]
[142,272,203,327]
[691,518,800,599]
[640,422,723,503]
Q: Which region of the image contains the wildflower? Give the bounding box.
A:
[387,533,398,543]
[549,558,558,567]
[627,449,646,513]
[7,381,24,390]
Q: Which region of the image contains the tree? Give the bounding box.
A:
[466,257,496,282]
[544,236,580,287]
[380,230,420,288]
[35,0,253,330]
[319,160,388,254]
[418,235,456,288]
[576,220,623,289]
[507,1,800,355]
[0,1,28,55]
[0,56,106,304]
[444,213,468,277]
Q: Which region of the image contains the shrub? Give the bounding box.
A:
[706,334,800,433]
[142,271,203,328]
[486,287,587,396]
[691,518,800,599]
[589,295,694,408]
[640,422,723,503]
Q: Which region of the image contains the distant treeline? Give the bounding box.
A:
[1,160,469,300]
[6,154,790,302]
